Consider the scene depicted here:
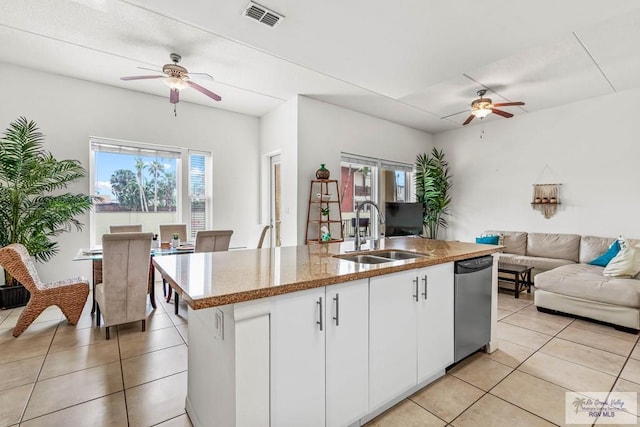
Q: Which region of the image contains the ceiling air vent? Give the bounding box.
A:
[243,1,284,28]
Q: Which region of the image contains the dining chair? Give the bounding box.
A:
[159,224,188,297]
[95,232,153,339]
[166,229,234,315]
[159,223,188,243]
[195,229,234,253]
[0,244,89,337]
[109,224,142,233]
[247,224,271,249]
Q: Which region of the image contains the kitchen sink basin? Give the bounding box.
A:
[336,254,395,264]
[334,250,427,264]
[372,250,427,260]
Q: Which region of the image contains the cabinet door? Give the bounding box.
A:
[369,270,418,410]
[417,262,454,383]
[271,287,326,427]
[326,279,369,427]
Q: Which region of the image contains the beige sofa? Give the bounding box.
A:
[486,230,640,332]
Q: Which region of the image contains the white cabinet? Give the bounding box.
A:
[369,269,419,410]
[271,287,326,427]
[417,262,454,382]
[326,281,369,427]
[270,280,369,427]
[369,263,454,410]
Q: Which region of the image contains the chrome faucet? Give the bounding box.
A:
[354,200,385,251]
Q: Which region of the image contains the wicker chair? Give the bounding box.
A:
[0,244,89,337]
[95,232,152,339]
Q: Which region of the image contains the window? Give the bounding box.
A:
[189,151,212,239]
[90,138,212,245]
[340,153,414,239]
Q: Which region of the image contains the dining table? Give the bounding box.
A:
[73,244,195,314]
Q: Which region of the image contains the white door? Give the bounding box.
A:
[369,270,419,410]
[325,280,369,427]
[417,262,454,383]
[270,154,282,247]
[271,287,325,427]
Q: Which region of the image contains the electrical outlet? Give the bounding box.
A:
[213,308,224,340]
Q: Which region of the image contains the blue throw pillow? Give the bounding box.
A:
[476,235,499,245]
[588,240,621,267]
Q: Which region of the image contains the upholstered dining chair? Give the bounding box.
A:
[194,229,234,253]
[159,223,188,244]
[0,244,89,337]
[165,229,234,315]
[95,232,153,339]
[109,224,142,233]
[159,224,188,297]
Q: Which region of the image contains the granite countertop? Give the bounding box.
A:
[152,237,501,310]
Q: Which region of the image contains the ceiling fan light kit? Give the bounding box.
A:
[463,89,525,125]
[120,53,222,115]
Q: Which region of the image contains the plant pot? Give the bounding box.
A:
[0,283,30,309]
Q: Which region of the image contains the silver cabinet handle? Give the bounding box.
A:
[333,293,340,326]
[413,277,419,302]
[422,275,428,300]
[317,297,323,331]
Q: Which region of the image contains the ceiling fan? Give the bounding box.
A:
[462,89,524,125]
[120,53,221,113]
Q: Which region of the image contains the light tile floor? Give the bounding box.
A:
[0,283,638,426]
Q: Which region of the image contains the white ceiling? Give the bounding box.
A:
[2,1,639,133]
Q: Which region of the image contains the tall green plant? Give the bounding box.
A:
[0,117,93,264]
[415,147,452,239]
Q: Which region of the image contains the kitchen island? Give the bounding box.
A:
[153,238,501,427]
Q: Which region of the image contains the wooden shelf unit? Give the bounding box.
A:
[306,180,344,244]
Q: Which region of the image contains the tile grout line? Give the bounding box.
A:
[117,325,131,427]
[17,318,62,424]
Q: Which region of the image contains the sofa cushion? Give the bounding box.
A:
[485,230,527,255]
[497,253,574,273]
[526,233,580,262]
[535,264,640,308]
[580,236,617,264]
[588,240,621,267]
[476,235,500,245]
[603,246,640,277]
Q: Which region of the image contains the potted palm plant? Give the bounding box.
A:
[0,117,93,308]
[415,148,452,239]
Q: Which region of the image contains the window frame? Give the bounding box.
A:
[89,137,213,246]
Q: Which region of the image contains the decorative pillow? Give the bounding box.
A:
[588,240,621,267]
[476,235,499,245]
[603,245,640,277]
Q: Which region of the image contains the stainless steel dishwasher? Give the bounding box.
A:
[454,255,493,363]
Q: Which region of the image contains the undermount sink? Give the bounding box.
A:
[373,250,427,260]
[335,250,427,265]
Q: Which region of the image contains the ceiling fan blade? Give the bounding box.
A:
[187,81,222,101]
[462,114,475,125]
[137,66,164,73]
[491,108,514,118]
[493,102,525,107]
[187,72,214,81]
[170,89,179,104]
[120,75,164,81]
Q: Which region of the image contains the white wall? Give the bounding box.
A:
[1,63,260,282]
[436,88,640,242]
[297,96,434,244]
[260,97,299,247]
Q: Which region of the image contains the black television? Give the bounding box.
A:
[384,202,424,237]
